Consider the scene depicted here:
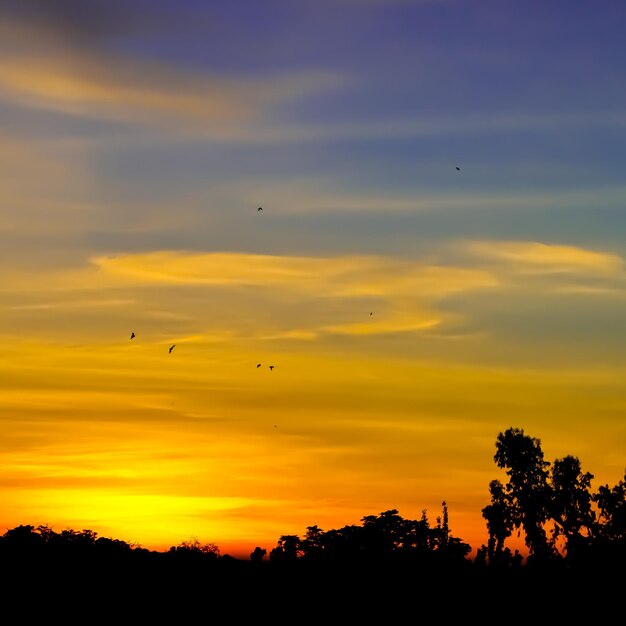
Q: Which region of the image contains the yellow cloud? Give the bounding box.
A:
[92,251,497,296]
[0,57,247,123]
[258,310,445,340]
[0,251,495,346]
[467,240,624,274]
[0,54,340,131]
[94,251,361,286]
[554,285,624,296]
[322,314,442,336]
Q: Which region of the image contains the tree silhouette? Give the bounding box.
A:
[167,538,220,561]
[0,423,622,603]
[483,426,626,572]
[482,479,514,562]
[591,470,626,569]
[270,534,301,561]
[301,525,325,560]
[594,471,626,541]
[550,455,595,558]
[250,546,267,561]
[361,509,405,558]
[288,505,470,566]
[491,427,554,561]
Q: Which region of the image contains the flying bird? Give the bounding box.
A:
[130,332,135,339]
[169,345,175,354]
[257,363,261,368]
[269,365,275,371]
[257,207,263,212]
[456,166,461,171]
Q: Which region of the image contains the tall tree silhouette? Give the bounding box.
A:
[550,455,595,558]
[594,471,626,542]
[301,525,325,560]
[440,500,450,548]
[490,427,554,561]
[482,479,514,562]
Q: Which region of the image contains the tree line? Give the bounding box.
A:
[1,427,624,577]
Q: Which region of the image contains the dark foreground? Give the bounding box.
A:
[0,552,622,622]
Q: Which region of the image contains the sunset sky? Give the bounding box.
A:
[1,0,625,558]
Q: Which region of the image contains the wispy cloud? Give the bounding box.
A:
[553,285,625,296]
[233,180,626,215]
[320,310,443,336]
[466,240,624,275]
[3,246,624,353]
[92,251,498,297]
[0,5,342,133]
[230,111,626,144]
[0,136,94,233]
[0,54,341,131]
[0,251,497,343]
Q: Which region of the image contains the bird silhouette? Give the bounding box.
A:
[169,345,175,354]
[257,207,263,211]
[256,363,261,368]
[456,166,461,171]
[370,312,373,316]
[269,365,275,371]
[130,332,135,339]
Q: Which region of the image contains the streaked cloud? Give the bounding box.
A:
[553,285,625,296]
[1,0,625,559]
[227,111,626,145]
[321,310,442,336]
[0,251,497,345]
[6,299,135,312]
[0,54,341,131]
[92,251,498,295]
[466,240,624,275]
[0,3,342,133]
[233,181,626,215]
[5,244,625,353]
[0,136,94,233]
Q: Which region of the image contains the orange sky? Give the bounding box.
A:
[1,1,625,559]
[2,250,625,557]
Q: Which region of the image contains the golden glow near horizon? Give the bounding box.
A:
[1,2,625,559]
[2,249,625,556]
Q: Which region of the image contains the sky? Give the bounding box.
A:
[1,0,625,559]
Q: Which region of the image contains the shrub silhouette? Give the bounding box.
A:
[0,425,623,606]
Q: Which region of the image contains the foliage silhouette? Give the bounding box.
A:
[482,426,626,573]
[0,426,623,612]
